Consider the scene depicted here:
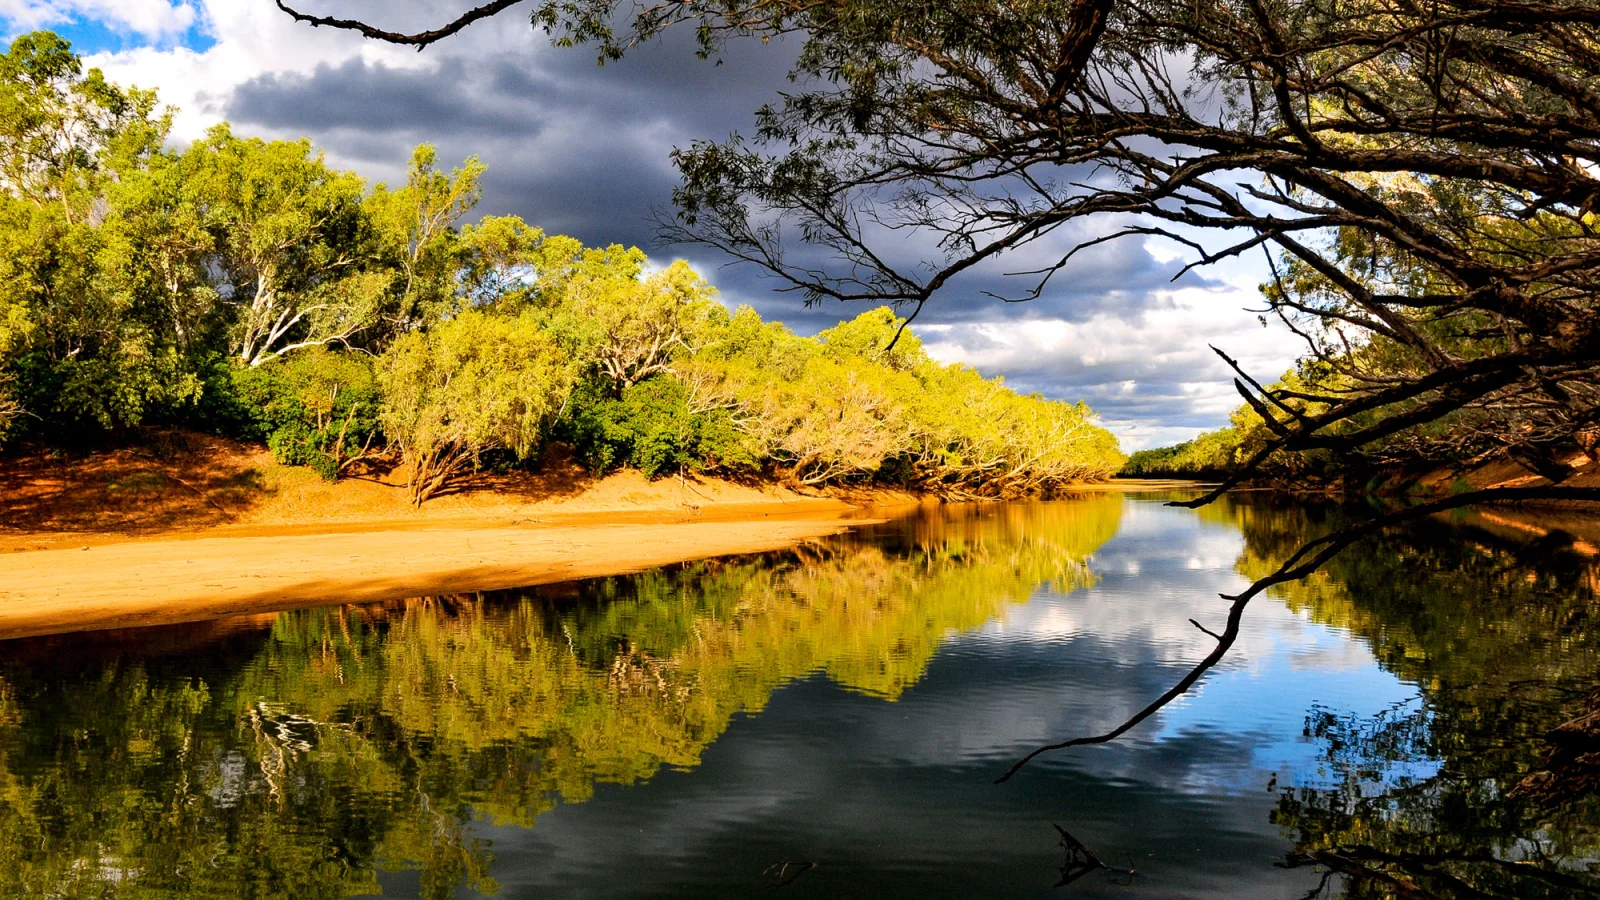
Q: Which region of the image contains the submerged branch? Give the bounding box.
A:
[995,485,1600,782]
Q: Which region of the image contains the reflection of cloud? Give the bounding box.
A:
[471,496,1404,900]
[1287,642,1387,673]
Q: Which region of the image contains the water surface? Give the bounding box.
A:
[2,492,1598,898]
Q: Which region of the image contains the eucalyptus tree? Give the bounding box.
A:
[0,30,189,431]
[0,30,166,221]
[184,125,382,367]
[553,258,722,394]
[364,144,485,333]
[277,0,1600,769]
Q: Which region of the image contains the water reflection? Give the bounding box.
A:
[0,493,1597,898]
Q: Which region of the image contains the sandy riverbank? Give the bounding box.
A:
[0,509,887,640]
[0,481,1196,640]
[0,431,907,637]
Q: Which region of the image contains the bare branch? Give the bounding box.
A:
[274,0,527,49]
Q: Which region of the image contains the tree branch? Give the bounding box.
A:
[995,485,1600,782]
[274,0,528,49]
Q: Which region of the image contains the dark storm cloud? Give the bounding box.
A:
[224,28,1191,332]
[229,57,542,136]
[709,232,1204,335]
[226,26,798,251]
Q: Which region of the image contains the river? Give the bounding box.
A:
[1,491,1597,898]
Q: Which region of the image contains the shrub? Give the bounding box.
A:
[227,347,380,479]
[378,310,574,504]
[566,375,758,478]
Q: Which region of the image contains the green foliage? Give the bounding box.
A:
[0,31,186,441]
[541,256,716,393]
[1117,348,1485,484]
[565,375,756,477]
[185,124,382,366]
[677,305,1125,494]
[0,32,506,456]
[1121,427,1246,479]
[0,32,1123,496]
[364,144,484,331]
[227,348,380,480]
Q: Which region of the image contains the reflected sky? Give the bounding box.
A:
[441,497,1414,898]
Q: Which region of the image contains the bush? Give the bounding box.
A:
[378,310,573,504]
[565,375,758,478]
[6,346,207,440]
[228,348,381,479]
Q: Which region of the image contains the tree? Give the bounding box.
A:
[364,145,484,332]
[0,375,20,445]
[548,256,720,394]
[105,149,221,355]
[0,30,165,222]
[458,214,550,308]
[0,31,198,432]
[378,310,574,504]
[187,125,380,367]
[278,0,1600,774]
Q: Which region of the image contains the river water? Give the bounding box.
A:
[2,491,1598,898]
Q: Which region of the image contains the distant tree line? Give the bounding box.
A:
[0,32,1123,503]
[1122,333,1600,485]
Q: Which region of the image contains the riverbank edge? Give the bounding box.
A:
[1120,454,1600,505]
[0,477,1199,642]
[0,509,880,641]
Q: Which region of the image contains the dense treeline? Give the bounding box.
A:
[1120,424,1251,481]
[0,32,1122,503]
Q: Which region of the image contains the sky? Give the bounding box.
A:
[1,0,1304,451]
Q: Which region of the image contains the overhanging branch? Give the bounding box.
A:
[273,0,528,49]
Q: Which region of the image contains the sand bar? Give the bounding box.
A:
[0,508,876,640]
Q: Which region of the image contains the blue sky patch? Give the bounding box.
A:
[4,12,215,57]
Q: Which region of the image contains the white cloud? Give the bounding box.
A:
[2,0,196,40]
[922,282,1299,451]
[78,1,537,149]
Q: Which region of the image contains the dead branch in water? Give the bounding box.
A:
[997,485,1600,782]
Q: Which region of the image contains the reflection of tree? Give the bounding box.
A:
[1216,496,1600,898]
[0,495,1120,897]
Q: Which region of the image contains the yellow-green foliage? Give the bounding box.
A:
[1121,426,1250,478]
[0,31,1124,489]
[379,310,574,503]
[678,305,1125,494]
